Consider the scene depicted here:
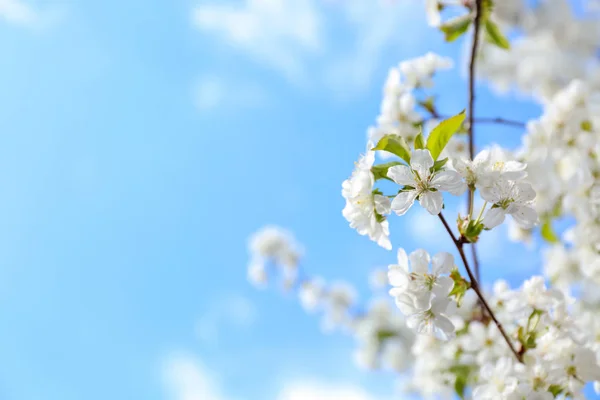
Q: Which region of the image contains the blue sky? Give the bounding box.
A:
[0,1,551,399]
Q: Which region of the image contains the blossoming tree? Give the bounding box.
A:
[246,1,600,398]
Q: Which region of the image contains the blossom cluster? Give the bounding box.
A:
[479,0,600,100]
[246,1,600,399]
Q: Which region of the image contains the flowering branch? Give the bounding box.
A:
[438,212,523,362]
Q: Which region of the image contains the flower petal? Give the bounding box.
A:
[409,249,431,274]
[430,170,467,196]
[482,207,506,229]
[374,194,391,215]
[419,190,444,215]
[397,248,409,270]
[509,205,538,229]
[431,252,454,275]
[388,266,410,289]
[391,190,418,215]
[433,276,454,297]
[387,165,415,186]
[410,149,434,179]
[433,314,455,337]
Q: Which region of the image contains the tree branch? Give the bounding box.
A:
[438,213,523,363]
[468,0,483,281]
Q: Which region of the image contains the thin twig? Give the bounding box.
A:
[438,213,523,362]
[467,0,483,281]
[470,244,480,282]
[473,117,526,128]
[468,0,482,159]
[421,115,526,129]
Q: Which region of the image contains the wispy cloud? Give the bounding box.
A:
[195,294,258,345]
[0,0,38,26]
[162,353,382,400]
[193,0,426,96]
[277,381,382,400]
[163,353,226,400]
[0,0,64,29]
[194,76,268,111]
[193,0,322,83]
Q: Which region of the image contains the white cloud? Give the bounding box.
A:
[163,353,382,400]
[277,381,380,400]
[193,0,322,83]
[194,76,268,111]
[0,0,64,29]
[195,294,258,345]
[0,0,38,26]
[324,0,423,95]
[163,353,225,400]
[193,0,425,95]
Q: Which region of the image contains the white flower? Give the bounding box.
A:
[247,259,268,287]
[566,347,600,383]
[402,295,456,340]
[299,278,325,312]
[454,146,527,188]
[460,321,505,364]
[425,0,441,27]
[388,248,454,298]
[249,225,302,267]
[342,144,392,250]
[388,248,456,339]
[388,149,466,215]
[505,276,562,317]
[473,357,519,400]
[481,179,538,229]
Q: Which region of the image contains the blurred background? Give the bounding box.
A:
[0,0,549,399]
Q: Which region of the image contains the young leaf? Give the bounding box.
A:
[414,131,426,150]
[484,19,510,50]
[432,157,448,172]
[372,135,412,164]
[541,218,559,243]
[371,161,403,182]
[449,268,471,307]
[426,110,466,160]
[440,14,473,42]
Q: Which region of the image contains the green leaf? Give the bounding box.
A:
[372,135,411,164]
[448,364,472,400]
[440,14,473,42]
[426,111,466,160]
[454,376,466,400]
[432,157,448,172]
[449,268,471,307]
[484,19,510,50]
[371,161,403,182]
[548,384,564,397]
[414,131,426,150]
[541,218,559,243]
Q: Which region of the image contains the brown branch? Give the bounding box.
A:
[438,213,523,363]
[467,0,483,281]
[467,0,482,160]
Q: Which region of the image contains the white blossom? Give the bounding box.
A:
[342,143,392,250]
[388,149,466,215]
[481,179,538,229]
